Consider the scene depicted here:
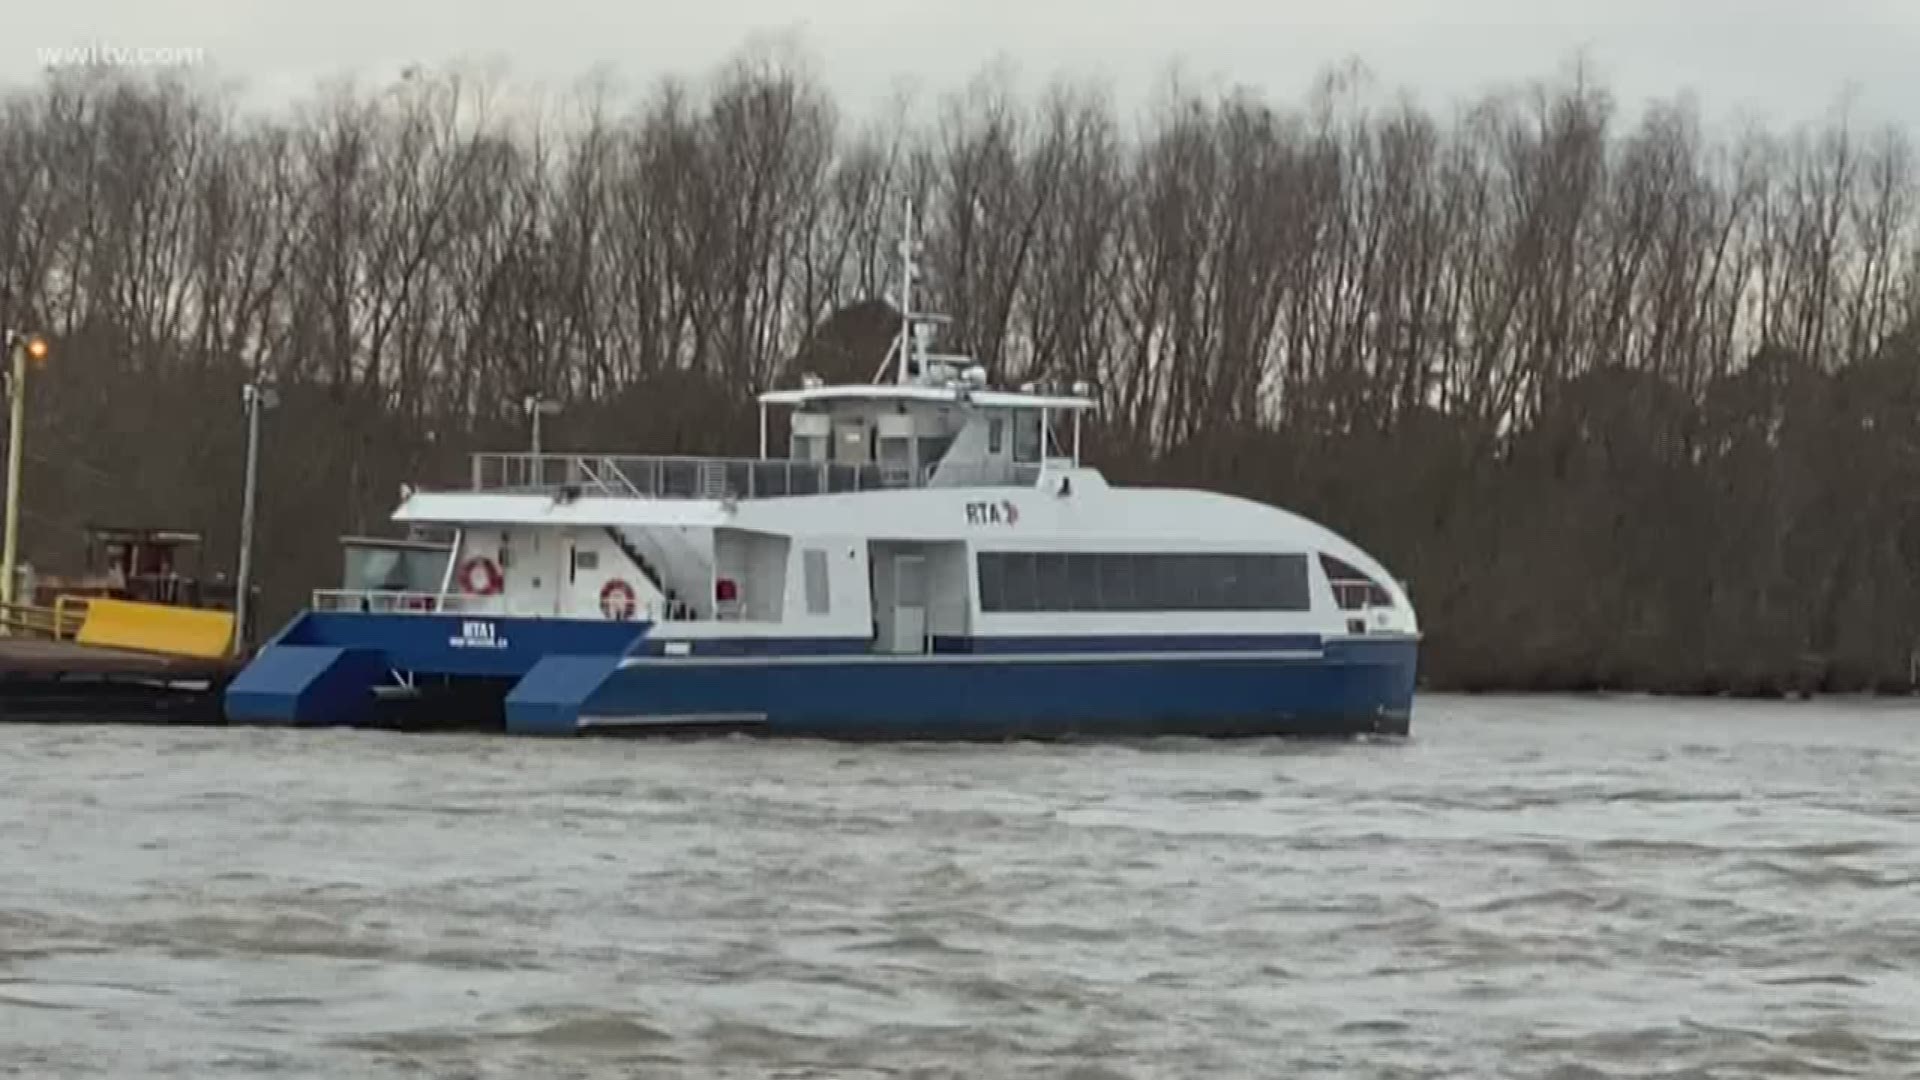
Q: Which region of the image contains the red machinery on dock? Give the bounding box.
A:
[26,525,242,610]
[0,526,244,725]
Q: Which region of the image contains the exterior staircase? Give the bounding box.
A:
[604,528,689,618]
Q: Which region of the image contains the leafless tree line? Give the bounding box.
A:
[2,54,1917,694]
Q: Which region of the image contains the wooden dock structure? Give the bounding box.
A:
[0,600,241,725]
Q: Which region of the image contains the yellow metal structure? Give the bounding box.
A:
[73,597,236,659]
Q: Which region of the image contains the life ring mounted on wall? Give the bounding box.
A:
[457,556,504,596]
[600,579,638,621]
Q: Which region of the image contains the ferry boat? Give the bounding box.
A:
[224,209,1420,739]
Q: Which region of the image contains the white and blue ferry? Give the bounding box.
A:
[225,211,1421,739]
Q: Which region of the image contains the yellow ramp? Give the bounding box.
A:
[75,598,235,659]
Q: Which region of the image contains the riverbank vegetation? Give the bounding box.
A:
[2,51,1916,694]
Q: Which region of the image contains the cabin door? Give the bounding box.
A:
[563,532,627,621]
[889,554,929,654]
[500,529,558,616]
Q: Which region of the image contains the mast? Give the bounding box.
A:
[870,197,950,387]
[895,197,918,385]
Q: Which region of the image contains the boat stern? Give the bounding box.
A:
[224,610,652,733]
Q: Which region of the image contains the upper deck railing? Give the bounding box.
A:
[310,588,696,621]
[465,453,1041,500]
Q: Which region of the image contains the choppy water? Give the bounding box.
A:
[2,695,1918,1078]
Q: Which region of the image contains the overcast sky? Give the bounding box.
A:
[6,0,1918,133]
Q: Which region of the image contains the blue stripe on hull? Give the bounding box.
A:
[932,633,1326,654]
[575,637,1417,740]
[640,633,1333,658]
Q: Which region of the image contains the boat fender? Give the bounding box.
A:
[600,578,638,621]
[457,555,504,595]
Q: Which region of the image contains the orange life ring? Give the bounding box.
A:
[599,578,638,621]
[456,556,504,595]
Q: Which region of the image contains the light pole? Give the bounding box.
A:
[520,390,560,488]
[233,378,278,654]
[0,330,49,617]
[521,390,560,456]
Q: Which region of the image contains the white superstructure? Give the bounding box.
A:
[319,201,1418,660]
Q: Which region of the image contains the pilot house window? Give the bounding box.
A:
[917,434,956,476]
[1319,553,1393,610]
[975,552,1311,613]
[1012,412,1042,463]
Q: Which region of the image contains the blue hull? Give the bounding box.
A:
[224,612,1417,740]
[565,638,1416,741]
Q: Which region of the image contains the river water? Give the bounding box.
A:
[2,694,1917,1078]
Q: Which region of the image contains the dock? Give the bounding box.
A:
[0,597,241,725]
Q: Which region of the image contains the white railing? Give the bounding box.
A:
[465,452,1046,499]
[469,453,892,500]
[310,588,700,622]
[312,590,497,614]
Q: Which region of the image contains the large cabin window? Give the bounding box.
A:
[1034,552,1074,610]
[988,418,1005,454]
[976,552,1311,613]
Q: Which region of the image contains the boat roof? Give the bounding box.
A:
[757,383,1095,411]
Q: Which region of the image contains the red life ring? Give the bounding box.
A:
[456,556,504,595]
[599,579,638,620]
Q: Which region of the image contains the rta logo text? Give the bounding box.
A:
[449,619,508,650]
[964,499,1019,526]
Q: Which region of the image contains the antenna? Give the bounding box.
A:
[895,198,917,385]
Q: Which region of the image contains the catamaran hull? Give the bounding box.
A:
[223,613,1416,740]
[576,641,1416,740]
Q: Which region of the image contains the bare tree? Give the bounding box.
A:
[3,52,1919,693]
